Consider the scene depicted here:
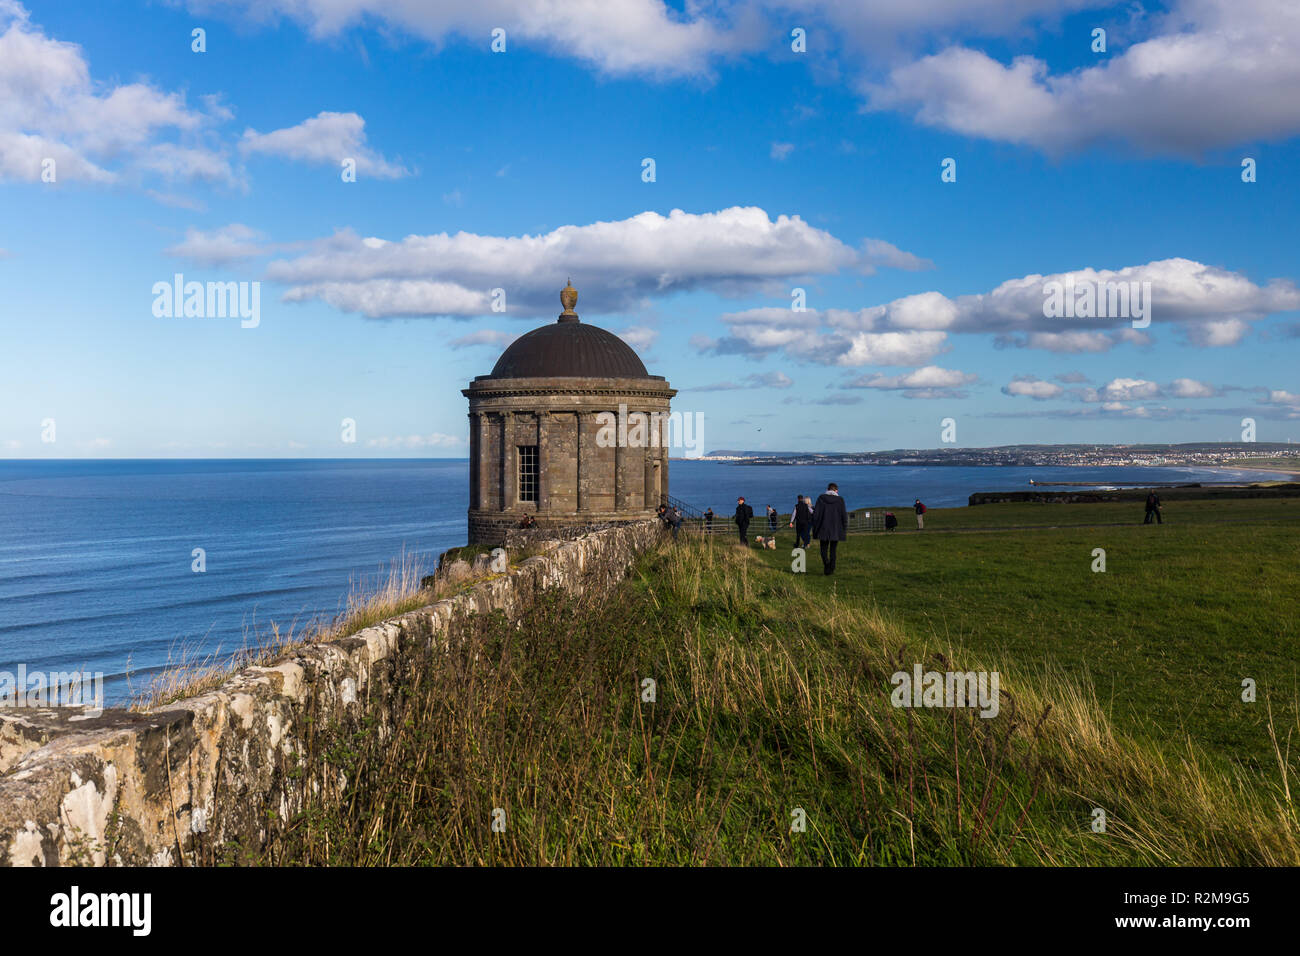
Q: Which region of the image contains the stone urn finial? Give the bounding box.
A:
[559,278,578,320]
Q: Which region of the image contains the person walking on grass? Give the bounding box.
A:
[734,496,753,544]
[790,494,813,549]
[914,498,927,530]
[704,507,714,533]
[767,505,779,534]
[812,483,848,575]
[1144,491,1163,524]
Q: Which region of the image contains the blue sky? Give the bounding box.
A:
[1,0,1298,457]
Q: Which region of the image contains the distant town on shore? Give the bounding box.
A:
[694,442,1300,468]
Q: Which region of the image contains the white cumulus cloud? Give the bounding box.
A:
[0,3,234,184]
[1002,377,1064,399]
[863,0,1300,156]
[618,325,659,352]
[708,257,1296,365]
[1096,378,1161,402]
[185,0,755,79]
[846,365,977,398]
[1167,378,1217,398]
[240,111,408,179]
[266,207,923,319]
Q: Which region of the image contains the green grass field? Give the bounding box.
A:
[754,498,1300,774]
[255,497,1300,867]
[865,495,1300,528]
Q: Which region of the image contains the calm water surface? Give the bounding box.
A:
[0,459,1280,702]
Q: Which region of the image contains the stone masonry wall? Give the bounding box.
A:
[0,520,663,866]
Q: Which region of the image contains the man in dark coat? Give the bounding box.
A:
[704,507,714,533]
[811,482,848,575]
[734,496,753,543]
[1144,491,1162,524]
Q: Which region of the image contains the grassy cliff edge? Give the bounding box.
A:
[255,503,1300,866]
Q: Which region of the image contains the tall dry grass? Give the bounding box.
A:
[250,536,1300,866]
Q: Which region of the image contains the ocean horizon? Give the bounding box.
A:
[0,457,1286,704]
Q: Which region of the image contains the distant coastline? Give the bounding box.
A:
[691,442,1300,472]
[1202,463,1300,479]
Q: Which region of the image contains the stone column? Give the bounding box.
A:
[643,446,655,509]
[651,409,668,507]
[576,411,587,513]
[502,411,515,511]
[661,444,670,505]
[538,410,550,512]
[468,412,479,510]
[615,408,643,511]
[477,412,493,510]
[613,415,624,511]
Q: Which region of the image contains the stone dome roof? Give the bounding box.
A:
[486,282,653,379]
[489,320,651,379]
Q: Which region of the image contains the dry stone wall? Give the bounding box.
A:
[0,520,662,866]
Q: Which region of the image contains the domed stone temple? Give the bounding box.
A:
[463,281,676,544]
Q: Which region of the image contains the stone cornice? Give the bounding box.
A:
[464,376,676,401]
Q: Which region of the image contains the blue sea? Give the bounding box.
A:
[0,459,1282,703]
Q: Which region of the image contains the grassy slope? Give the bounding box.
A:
[753,498,1300,775]
[259,499,1300,866]
[884,496,1300,528]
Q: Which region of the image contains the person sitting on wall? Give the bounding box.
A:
[519,514,536,529]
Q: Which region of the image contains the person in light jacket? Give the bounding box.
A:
[811,483,848,575]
